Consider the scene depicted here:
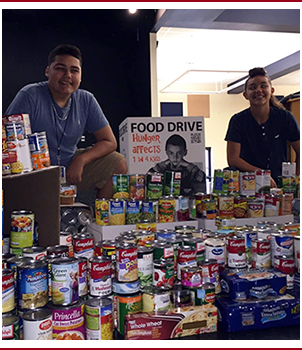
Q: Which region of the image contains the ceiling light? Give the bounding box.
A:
[128,9,137,14]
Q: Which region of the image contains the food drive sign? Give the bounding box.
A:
[119,117,205,174]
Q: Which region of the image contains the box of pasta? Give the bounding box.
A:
[124,304,217,340]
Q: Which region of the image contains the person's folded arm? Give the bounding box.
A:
[67,124,117,184]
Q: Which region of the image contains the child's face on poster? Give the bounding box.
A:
[166,144,187,168]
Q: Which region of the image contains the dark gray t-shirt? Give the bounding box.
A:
[5,81,109,167]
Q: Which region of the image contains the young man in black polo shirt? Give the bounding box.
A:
[225,67,300,187]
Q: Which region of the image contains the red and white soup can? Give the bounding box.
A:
[274,255,295,290]
[226,235,246,268]
[89,256,112,297]
[73,232,94,260]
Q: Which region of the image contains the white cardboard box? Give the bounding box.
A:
[88,219,199,242]
[197,214,294,231]
[119,116,205,174]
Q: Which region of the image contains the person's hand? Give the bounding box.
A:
[66,157,85,184]
[270,176,277,189]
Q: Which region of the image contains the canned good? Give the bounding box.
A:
[47,299,85,340]
[141,199,158,222]
[240,172,256,197]
[138,246,153,287]
[126,199,142,224]
[280,193,294,215]
[116,233,136,245]
[205,238,226,267]
[175,195,190,221]
[28,132,48,153]
[153,240,174,261]
[238,230,257,267]
[273,255,295,289]
[17,260,48,309]
[294,236,300,274]
[5,121,25,140]
[59,232,74,257]
[187,283,216,305]
[228,170,240,193]
[2,269,15,313]
[181,266,203,287]
[171,287,192,308]
[270,231,293,261]
[282,162,296,177]
[251,238,271,269]
[136,231,155,246]
[47,245,69,257]
[51,257,79,305]
[22,308,53,340]
[217,194,234,219]
[116,292,142,335]
[73,232,94,260]
[153,258,175,289]
[142,286,171,312]
[183,236,205,263]
[2,314,20,340]
[129,174,145,200]
[95,198,109,226]
[195,192,211,218]
[213,169,228,193]
[264,195,280,217]
[116,242,138,282]
[136,220,157,232]
[247,199,264,218]
[226,236,246,268]
[202,199,217,220]
[234,196,248,218]
[112,174,129,199]
[22,246,47,261]
[2,163,11,175]
[89,256,112,297]
[112,278,140,294]
[255,169,271,193]
[76,257,88,297]
[158,196,175,223]
[102,240,117,262]
[156,229,176,241]
[177,245,197,280]
[146,172,164,199]
[164,171,181,196]
[85,297,114,340]
[198,259,221,294]
[109,199,126,225]
[10,210,34,256]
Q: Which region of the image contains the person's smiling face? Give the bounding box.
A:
[243,75,274,107]
[45,54,82,101]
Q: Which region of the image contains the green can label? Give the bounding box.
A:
[117,293,142,335]
[10,212,34,250]
[146,173,163,199]
[164,171,181,196]
[113,174,129,199]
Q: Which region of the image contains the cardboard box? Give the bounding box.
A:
[3,113,32,137]
[216,292,300,332]
[124,304,217,340]
[119,117,205,174]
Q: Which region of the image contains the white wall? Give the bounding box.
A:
[158,84,300,175]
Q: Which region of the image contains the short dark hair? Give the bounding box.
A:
[165,134,187,150]
[48,44,82,66]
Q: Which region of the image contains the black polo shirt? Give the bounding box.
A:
[225,106,300,182]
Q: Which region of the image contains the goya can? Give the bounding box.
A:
[85,297,114,340]
[95,198,109,226]
[126,199,142,224]
[73,232,94,260]
[17,260,48,309]
[109,199,125,226]
[116,242,138,282]
[175,195,190,221]
[177,245,197,280]
[89,256,112,297]
[146,172,163,199]
[59,232,74,257]
[274,255,295,290]
[240,172,256,197]
[129,174,145,200]
[10,210,34,256]
[153,258,175,289]
[142,286,171,312]
[47,299,85,340]
[158,196,175,223]
[141,199,158,222]
[22,308,53,340]
[164,171,181,196]
[251,238,271,269]
[22,246,47,261]
[2,314,20,340]
[51,257,79,305]
[47,245,69,257]
[138,246,153,287]
[112,174,129,199]
[226,235,246,269]
[270,231,293,261]
[181,266,203,288]
[2,269,15,313]
[198,259,221,294]
[116,292,142,335]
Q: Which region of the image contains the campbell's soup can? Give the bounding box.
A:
[22,246,47,261]
[226,236,246,268]
[73,232,94,260]
[264,196,280,217]
[255,169,271,193]
[251,238,271,269]
[274,255,295,289]
[22,308,53,340]
[88,256,112,297]
[198,259,221,294]
[176,245,197,280]
[116,242,138,282]
[59,232,74,257]
[2,269,15,313]
[240,172,256,197]
[76,257,88,297]
[205,238,226,268]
